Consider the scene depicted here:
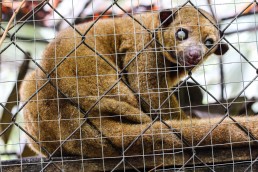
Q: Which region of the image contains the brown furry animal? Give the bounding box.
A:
[20,6,229,158]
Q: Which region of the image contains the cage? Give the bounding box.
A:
[1,0,258,171]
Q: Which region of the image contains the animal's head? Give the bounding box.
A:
[158,6,228,69]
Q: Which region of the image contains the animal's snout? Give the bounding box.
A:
[188,50,201,64]
[189,50,201,60]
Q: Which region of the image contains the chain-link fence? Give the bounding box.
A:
[1,0,258,171]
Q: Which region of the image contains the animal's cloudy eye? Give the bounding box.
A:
[176,28,188,40]
[205,38,214,49]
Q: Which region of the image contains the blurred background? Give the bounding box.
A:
[0,0,258,160]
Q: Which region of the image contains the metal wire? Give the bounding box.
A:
[1,0,258,171]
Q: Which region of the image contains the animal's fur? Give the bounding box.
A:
[20,6,229,157]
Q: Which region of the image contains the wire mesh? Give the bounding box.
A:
[1,0,258,171]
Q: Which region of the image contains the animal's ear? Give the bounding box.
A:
[214,42,229,55]
[159,9,175,28]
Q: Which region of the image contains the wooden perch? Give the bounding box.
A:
[2,116,258,171]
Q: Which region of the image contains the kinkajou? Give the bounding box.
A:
[20,6,228,157]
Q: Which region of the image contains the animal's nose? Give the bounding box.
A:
[188,50,201,61]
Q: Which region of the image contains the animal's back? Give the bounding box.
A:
[19,9,190,157]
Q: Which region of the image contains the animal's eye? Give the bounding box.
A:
[176,28,188,40]
[205,39,214,49]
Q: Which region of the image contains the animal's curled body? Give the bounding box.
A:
[20,7,228,157]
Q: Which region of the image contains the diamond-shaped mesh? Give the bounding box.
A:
[1,0,258,171]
